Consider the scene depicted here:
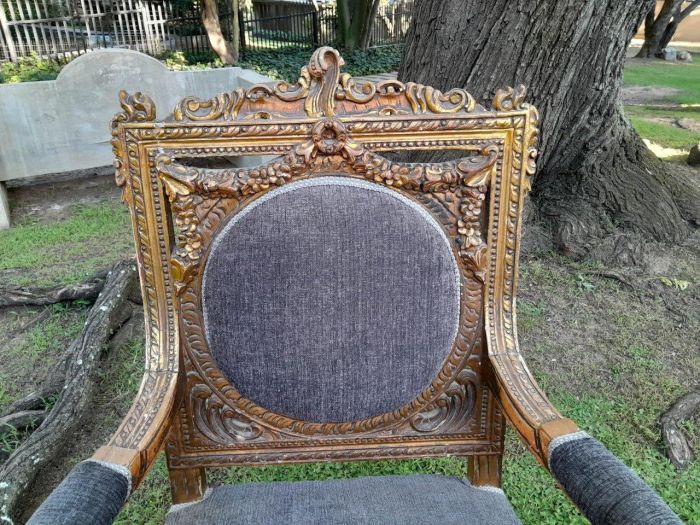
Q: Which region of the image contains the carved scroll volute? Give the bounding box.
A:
[110,90,156,203]
[305,46,343,117]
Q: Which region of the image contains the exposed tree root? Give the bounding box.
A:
[661,389,700,470]
[0,411,46,433]
[0,270,108,308]
[0,260,138,523]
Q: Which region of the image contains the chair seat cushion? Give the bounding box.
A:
[165,474,522,525]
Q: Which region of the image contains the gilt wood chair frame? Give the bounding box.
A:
[100,47,578,503]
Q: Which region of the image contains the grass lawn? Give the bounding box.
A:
[0,203,132,287]
[623,54,700,152]
[624,54,700,106]
[1,198,698,524]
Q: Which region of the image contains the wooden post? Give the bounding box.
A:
[312,9,319,47]
[0,181,9,230]
[0,4,18,61]
[139,0,155,55]
[238,8,246,52]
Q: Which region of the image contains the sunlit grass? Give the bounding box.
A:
[624,54,700,105]
[0,203,132,286]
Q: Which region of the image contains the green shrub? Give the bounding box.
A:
[158,46,402,81]
[0,53,62,84]
[1,45,401,85]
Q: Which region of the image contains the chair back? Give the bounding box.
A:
[110,47,538,486]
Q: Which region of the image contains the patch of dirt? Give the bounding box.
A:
[643,139,688,159]
[518,230,700,403]
[8,167,119,224]
[647,116,700,134]
[621,85,682,105]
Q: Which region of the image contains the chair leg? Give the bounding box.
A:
[468,455,502,487]
[168,467,207,505]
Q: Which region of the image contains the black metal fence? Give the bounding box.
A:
[239,3,413,53]
[0,1,413,63]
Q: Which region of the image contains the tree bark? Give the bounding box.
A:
[399,0,700,257]
[0,260,137,523]
[202,0,238,64]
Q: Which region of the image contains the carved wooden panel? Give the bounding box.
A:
[104,47,559,488]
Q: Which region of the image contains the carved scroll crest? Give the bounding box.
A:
[167,47,535,120]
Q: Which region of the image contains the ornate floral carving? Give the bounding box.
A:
[157,120,497,201]
[191,383,263,443]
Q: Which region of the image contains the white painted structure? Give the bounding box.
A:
[0,48,271,228]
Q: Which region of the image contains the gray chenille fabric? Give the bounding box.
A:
[27,459,131,525]
[202,177,461,422]
[549,432,682,525]
[165,474,522,525]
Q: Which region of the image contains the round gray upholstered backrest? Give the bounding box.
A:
[202,177,461,422]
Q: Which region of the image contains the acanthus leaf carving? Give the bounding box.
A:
[191,383,264,443]
[492,84,528,112]
[174,90,246,121]
[111,90,156,203]
[410,368,478,433]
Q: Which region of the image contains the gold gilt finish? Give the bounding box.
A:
[97,47,578,502]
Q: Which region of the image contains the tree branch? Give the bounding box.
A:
[680,0,700,20]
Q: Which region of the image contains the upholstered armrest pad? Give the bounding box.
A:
[549,432,681,525]
[28,460,131,525]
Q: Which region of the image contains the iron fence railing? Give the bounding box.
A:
[0,1,413,63]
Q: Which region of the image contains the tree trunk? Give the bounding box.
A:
[399,0,700,257]
[202,0,238,64]
[637,0,700,58]
[337,0,380,52]
[636,0,678,58]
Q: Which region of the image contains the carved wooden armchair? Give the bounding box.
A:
[30,48,680,525]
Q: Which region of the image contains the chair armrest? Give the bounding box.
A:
[27,460,130,525]
[548,432,681,525]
